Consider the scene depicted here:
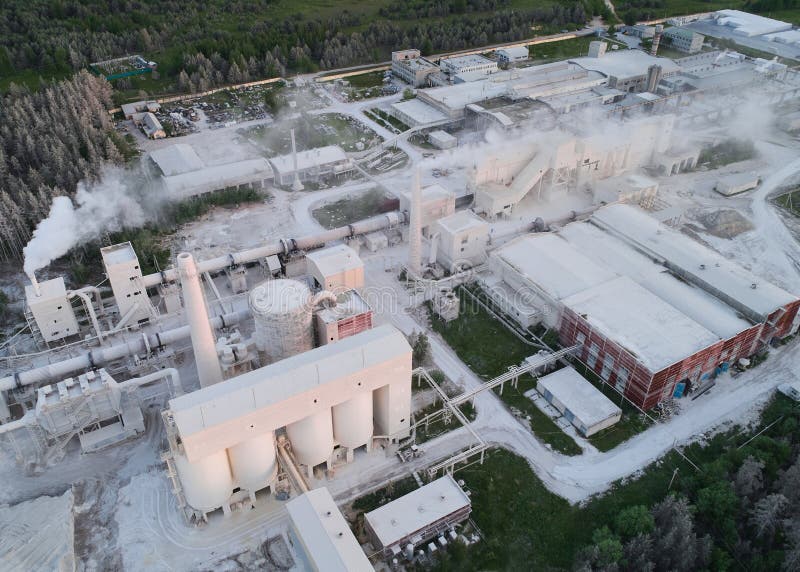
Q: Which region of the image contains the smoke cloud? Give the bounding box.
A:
[23,169,152,276]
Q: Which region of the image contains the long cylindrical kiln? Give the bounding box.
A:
[332,391,373,449]
[249,279,313,363]
[286,408,334,467]
[174,450,233,513]
[227,433,277,492]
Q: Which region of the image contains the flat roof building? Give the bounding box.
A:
[532,366,622,436]
[664,27,705,53]
[496,46,529,64]
[571,50,680,93]
[433,210,490,272]
[392,49,439,87]
[440,54,497,77]
[488,204,799,409]
[711,9,791,37]
[286,487,372,572]
[365,475,471,558]
[149,143,273,199]
[306,244,365,291]
[269,146,354,186]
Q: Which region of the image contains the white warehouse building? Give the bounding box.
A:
[531,366,622,436]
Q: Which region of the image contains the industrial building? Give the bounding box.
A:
[487,204,799,409]
[625,25,656,39]
[439,54,498,77]
[24,277,80,343]
[432,210,490,272]
[365,475,471,559]
[532,366,622,436]
[398,183,456,237]
[149,143,273,199]
[470,115,696,218]
[306,244,365,292]
[315,289,373,346]
[715,172,760,196]
[269,146,355,187]
[496,46,529,64]
[571,49,680,93]
[663,27,705,53]
[710,9,791,37]
[428,130,458,149]
[100,242,154,325]
[163,324,412,519]
[391,49,439,87]
[286,487,372,572]
[142,112,166,139]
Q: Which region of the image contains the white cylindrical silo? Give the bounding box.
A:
[174,450,233,513]
[177,252,223,388]
[227,433,277,492]
[249,279,313,363]
[286,408,334,467]
[332,391,373,449]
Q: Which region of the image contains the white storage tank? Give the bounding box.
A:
[286,408,334,467]
[332,391,373,449]
[249,279,314,363]
[174,450,233,513]
[227,433,277,492]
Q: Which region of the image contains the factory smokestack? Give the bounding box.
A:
[408,169,422,277]
[651,24,663,57]
[26,271,41,297]
[290,128,304,192]
[177,252,223,388]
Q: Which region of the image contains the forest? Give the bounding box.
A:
[0,0,599,94]
[0,72,132,261]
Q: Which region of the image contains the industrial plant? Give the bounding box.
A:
[3,9,800,570]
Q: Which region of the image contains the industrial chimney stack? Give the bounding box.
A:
[408,170,422,277]
[290,128,304,192]
[651,25,663,57]
[177,252,223,388]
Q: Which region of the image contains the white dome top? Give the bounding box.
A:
[249,279,311,315]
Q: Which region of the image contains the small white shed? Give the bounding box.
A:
[535,366,622,436]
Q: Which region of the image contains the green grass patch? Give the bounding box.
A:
[414,400,477,444]
[697,138,756,169]
[344,70,386,89]
[430,394,800,570]
[775,186,800,218]
[427,291,581,455]
[311,188,396,229]
[371,108,409,133]
[351,475,419,513]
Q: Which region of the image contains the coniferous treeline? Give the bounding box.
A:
[1,0,599,92]
[0,72,123,259]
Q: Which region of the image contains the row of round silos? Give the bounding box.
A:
[173,432,278,514]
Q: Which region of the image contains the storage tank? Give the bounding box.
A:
[249,279,313,363]
[286,408,334,467]
[227,433,277,492]
[332,391,373,449]
[174,450,233,513]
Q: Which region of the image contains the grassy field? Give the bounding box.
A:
[414,400,477,444]
[774,186,800,217]
[427,292,582,455]
[311,188,397,229]
[425,393,800,570]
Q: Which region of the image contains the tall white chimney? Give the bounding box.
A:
[26,270,41,297]
[408,169,422,277]
[290,128,304,192]
[177,252,223,388]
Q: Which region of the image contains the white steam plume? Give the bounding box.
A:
[23,170,150,277]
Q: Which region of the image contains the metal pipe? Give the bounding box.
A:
[141,211,406,287]
[177,252,223,388]
[0,411,35,435]
[70,290,105,344]
[0,310,247,392]
[118,367,183,396]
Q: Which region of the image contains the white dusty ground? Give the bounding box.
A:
[3,78,800,570]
